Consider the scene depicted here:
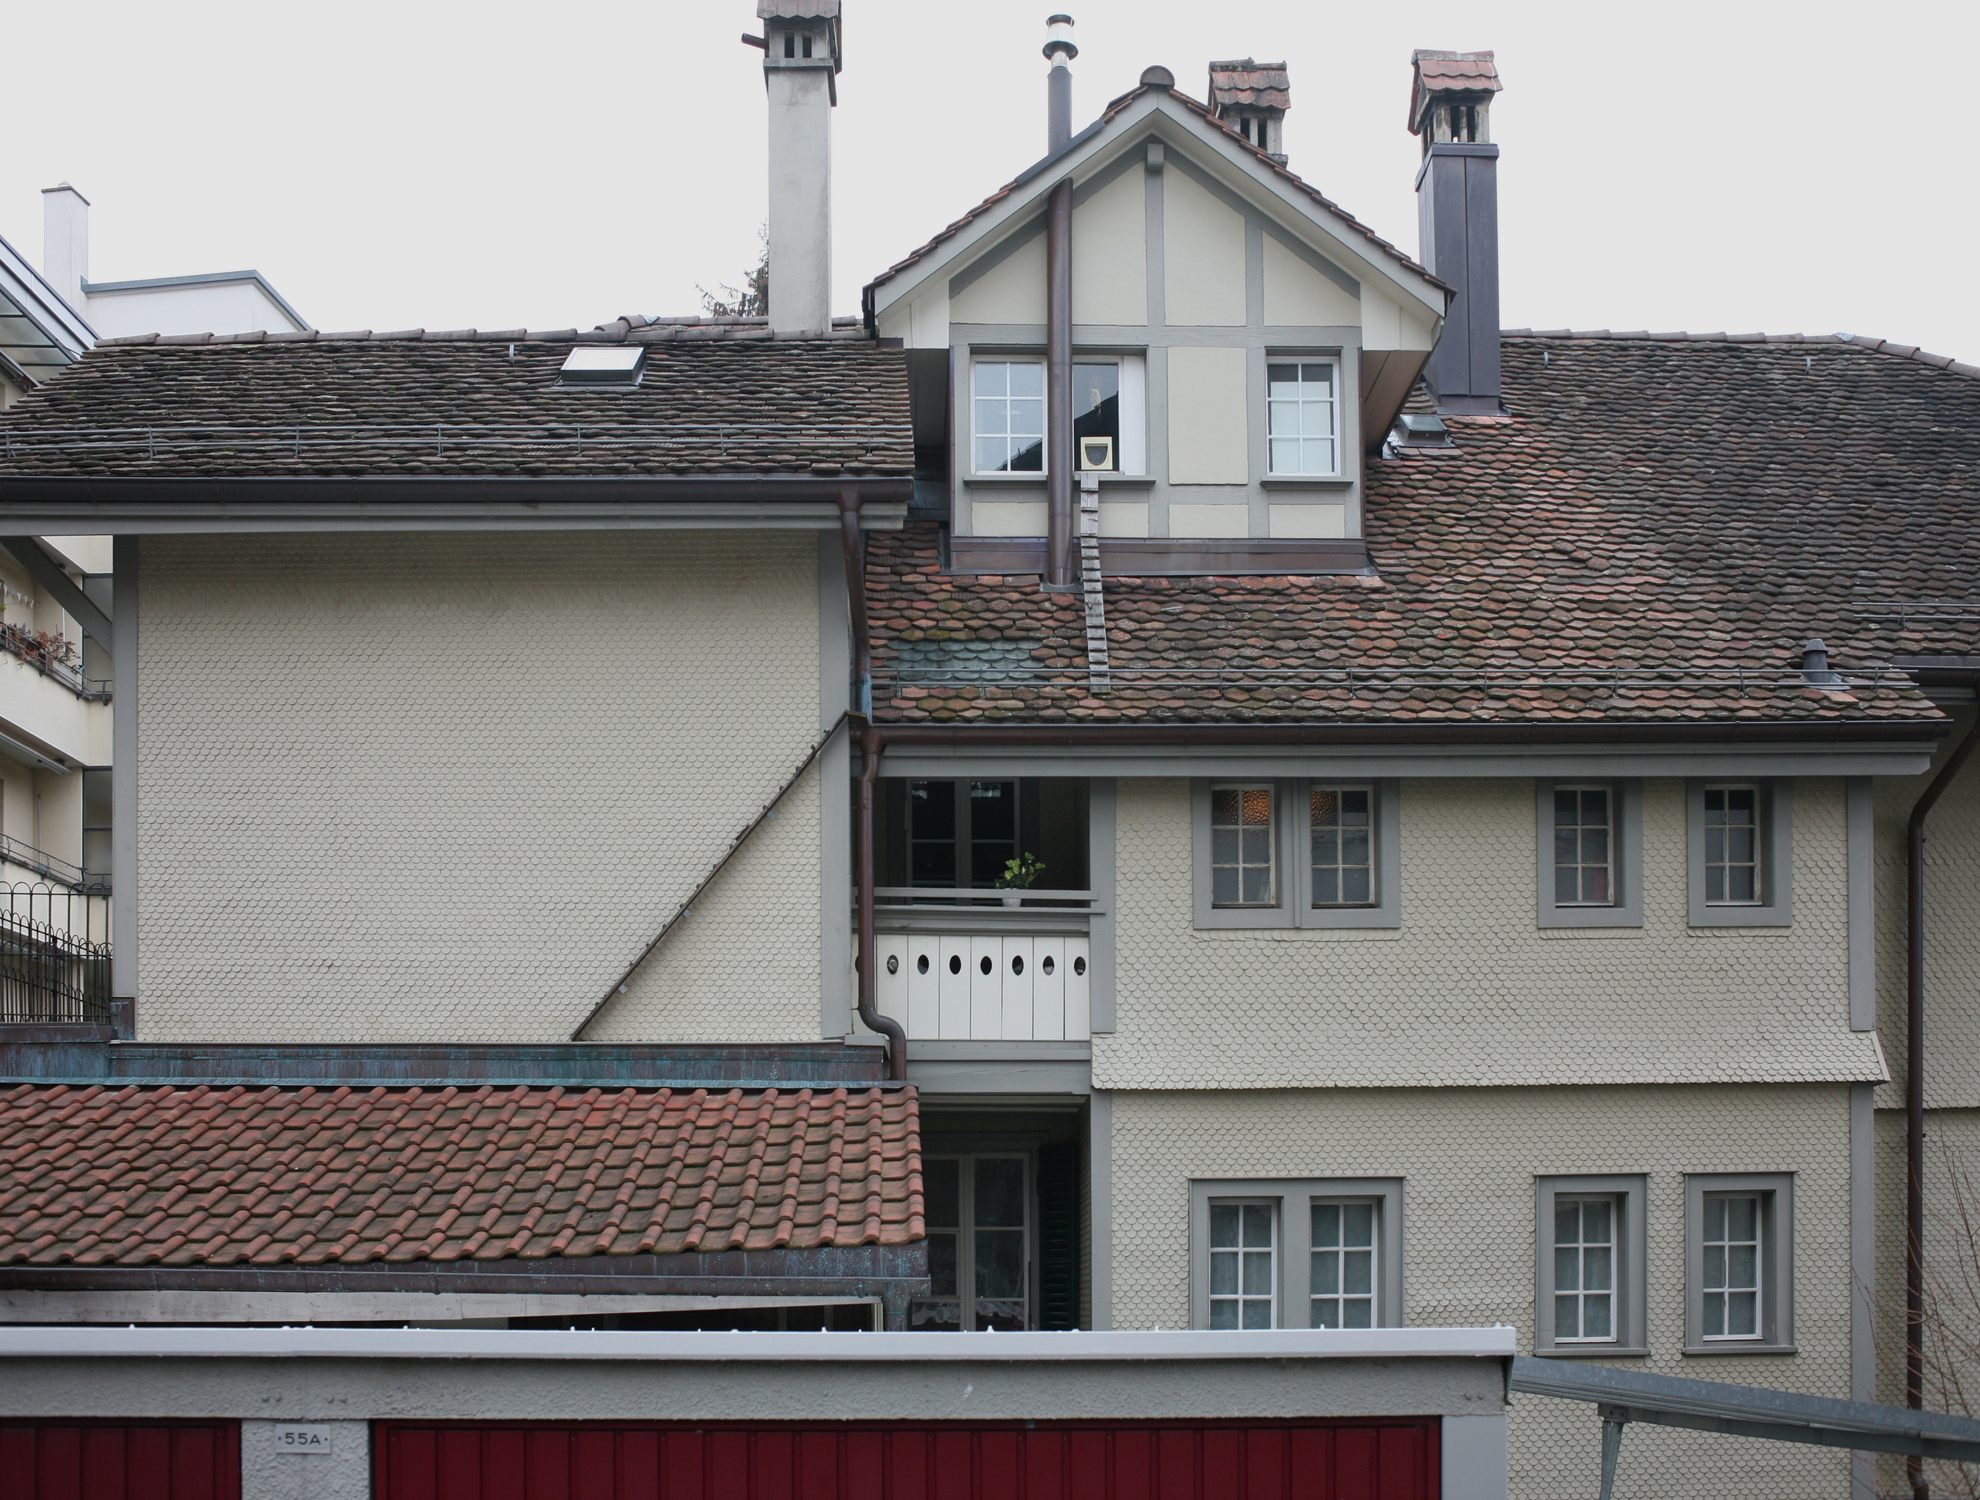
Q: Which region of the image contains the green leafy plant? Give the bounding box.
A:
[995,853,1046,891]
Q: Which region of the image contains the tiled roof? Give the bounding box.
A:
[865,73,1445,307]
[0,321,911,480]
[0,1084,921,1268]
[868,335,1980,728]
[1207,59,1290,113]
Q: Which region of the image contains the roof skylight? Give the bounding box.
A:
[559,346,646,387]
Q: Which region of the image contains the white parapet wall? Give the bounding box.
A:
[0,1325,1515,1500]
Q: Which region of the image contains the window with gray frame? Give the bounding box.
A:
[912,1153,1030,1332]
[1266,360,1340,476]
[1536,780,1642,928]
[1534,1175,1648,1356]
[1192,779,1400,930]
[1686,780,1793,927]
[1684,1173,1794,1353]
[1189,1178,1404,1330]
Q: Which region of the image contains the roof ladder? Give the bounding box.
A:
[1078,474,1110,691]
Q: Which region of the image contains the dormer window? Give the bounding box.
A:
[971,359,1045,474]
[1266,359,1340,476]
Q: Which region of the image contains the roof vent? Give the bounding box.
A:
[1390,411,1453,448]
[1801,638,1845,689]
[560,346,646,387]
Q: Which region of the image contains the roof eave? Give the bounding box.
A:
[868,717,1948,746]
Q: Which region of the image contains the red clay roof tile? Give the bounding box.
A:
[0,1083,922,1268]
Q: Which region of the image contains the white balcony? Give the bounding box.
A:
[873,888,1095,1044]
[0,649,110,768]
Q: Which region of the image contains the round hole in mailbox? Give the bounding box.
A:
[1011,954,1025,976]
[885,955,899,975]
[949,954,963,976]
[917,954,930,975]
[1074,956,1087,976]
[1041,955,1056,976]
[979,955,994,975]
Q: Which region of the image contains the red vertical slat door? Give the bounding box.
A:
[3,1424,240,1500]
[372,1419,1441,1500]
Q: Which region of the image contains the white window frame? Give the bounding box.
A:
[1683,1173,1794,1354]
[1307,1197,1382,1330]
[1702,784,1764,907]
[1266,357,1342,478]
[1204,1197,1279,1331]
[1070,353,1147,476]
[1189,1178,1404,1331]
[1550,1195,1620,1346]
[1307,783,1378,911]
[969,357,1048,476]
[1699,1191,1764,1343]
[1537,780,1643,929]
[1205,782,1279,912]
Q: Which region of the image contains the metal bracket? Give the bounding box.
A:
[1598,1407,1628,1500]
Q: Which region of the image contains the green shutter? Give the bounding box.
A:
[1037,1139,1081,1331]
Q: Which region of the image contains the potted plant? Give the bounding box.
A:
[995,853,1045,908]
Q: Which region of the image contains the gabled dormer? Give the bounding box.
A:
[864,38,1450,576]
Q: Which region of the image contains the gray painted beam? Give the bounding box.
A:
[877,747,1938,780]
[0,537,111,644]
[1847,777,1877,1030]
[109,536,137,1021]
[1089,779,1117,1033]
[1088,1090,1114,1330]
[1849,1081,1878,1499]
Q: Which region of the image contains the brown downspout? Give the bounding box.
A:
[1905,693,1980,1499]
[837,489,907,1081]
[1045,177,1075,589]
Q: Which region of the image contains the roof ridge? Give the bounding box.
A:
[1503,328,1980,378]
[96,316,871,350]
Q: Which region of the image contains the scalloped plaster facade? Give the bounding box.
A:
[1095,777,1882,1090]
[133,531,826,1043]
[1108,1084,1854,1500]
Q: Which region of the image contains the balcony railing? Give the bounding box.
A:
[873,887,1096,1044]
[0,622,108,700]
[0,883,111,1025]
[0,834,104,893]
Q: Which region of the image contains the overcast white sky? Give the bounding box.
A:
[7,0,1978,357]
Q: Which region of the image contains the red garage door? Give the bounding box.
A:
[374,1420,1439,1500]
[0,1423,241,1500]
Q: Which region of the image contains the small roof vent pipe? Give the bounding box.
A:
[1045,14,1077,152]
[1801,638,1845,688]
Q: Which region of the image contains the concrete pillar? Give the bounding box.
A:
[40,184,90,312]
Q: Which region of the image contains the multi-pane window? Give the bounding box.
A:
[1210,785,1276,908]
[972,360,1046,474]
[912,1154,1029,1332]
[1552,785,1614,906]
[1208,1201,1277,1329]
[1310,786,1375,907]
[1266,360,1339,476]
[1309,1201,1377,1328]
[1552,1196,1617,1343]
[1702,785,1763,905]
[1701,1193,1763,1341]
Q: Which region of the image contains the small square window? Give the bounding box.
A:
[1534,1175,1648,1357]
[971,359,1046,474]
[1686,781,1793,927]
[1191,1179,1404,1331]
[1536,781,1642,929]
[1266,360,1340,477]
[1209,784,1277,909]
[1685,1174,1793,1353]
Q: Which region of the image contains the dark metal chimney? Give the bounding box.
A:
[1045,14,1077,152]
[1409,50,1503,414]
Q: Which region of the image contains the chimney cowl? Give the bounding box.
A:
[1044,12,1077,62]
[1207,58,1290,163]
[1407,48,1501,148]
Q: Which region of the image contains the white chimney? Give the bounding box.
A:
[755,1,842,336]
[41,183,90,311]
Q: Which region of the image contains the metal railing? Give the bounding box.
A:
[0,621,110,699]
[0,834,102,892]
[0,883,111,1025]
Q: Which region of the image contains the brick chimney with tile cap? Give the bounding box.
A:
[1208,59,1290,163]
[757,1,843,336]
[1410,49,1503,414]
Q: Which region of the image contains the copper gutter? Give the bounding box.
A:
[838,489,906,1080]
[1905,692,1980,1499]
[1044,178,1075,589]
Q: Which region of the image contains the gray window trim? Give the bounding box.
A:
[1536,780,1643,929]
[1534,1175,1649,1357]
[1686,779,1794,927]
[1191,778,1400,931]
[1188,1177,1405,1331]
[1684,1172,1795,1355]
